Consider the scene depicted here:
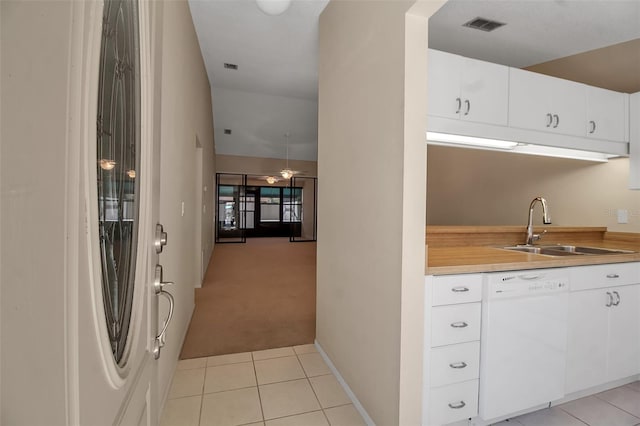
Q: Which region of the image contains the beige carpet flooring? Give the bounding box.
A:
[179,238,317,359]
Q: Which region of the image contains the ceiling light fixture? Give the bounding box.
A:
[280,132,296,179]
[255,0,291,16]
[266,176,278,184]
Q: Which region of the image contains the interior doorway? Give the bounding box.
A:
[215,173,317,242]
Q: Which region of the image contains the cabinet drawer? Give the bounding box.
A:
[429,380,479,426]
[432,274,482,306]
[430,341,480,387]
[570,263,640,291]
[432,303,481,347]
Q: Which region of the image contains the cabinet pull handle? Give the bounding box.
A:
[613,291,621,306]
[448,401,466,409]
[606,292,613,307]
[546,113,553,127]
[606,274,620,279]
[450,321,468,328]
[451,286,469,293]
[455,98,462,114]
[553,114,560,128]
[589,120,596,134]
[449,361,468,369]
[464,99,470,115]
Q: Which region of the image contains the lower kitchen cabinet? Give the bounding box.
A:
[425,273,482,426]
[566,282,640,394]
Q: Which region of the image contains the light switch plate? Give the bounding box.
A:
[617,209,628,224]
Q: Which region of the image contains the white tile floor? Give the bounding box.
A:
[161,344,366,426]
[494,380,640,426]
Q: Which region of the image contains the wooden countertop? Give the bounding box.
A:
[425,227,640,275]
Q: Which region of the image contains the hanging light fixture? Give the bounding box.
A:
[255,0,291,16]
[280,132,295,180]
[266,176,277,184]
[127,169,136,178]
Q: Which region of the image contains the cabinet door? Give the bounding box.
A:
[460,57,509,125]
[607,285,640,381]
[587,87,628,142]
[565,289,608,394]
[508,68,552,132]
[549,77,586,137]
[428,49,462,120]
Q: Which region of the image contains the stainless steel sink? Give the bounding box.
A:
[502,245,635,256]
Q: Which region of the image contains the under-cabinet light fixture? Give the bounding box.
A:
[427,132,519,150]
[426,132,613,163]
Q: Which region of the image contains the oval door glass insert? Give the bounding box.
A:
[96,0,141,365]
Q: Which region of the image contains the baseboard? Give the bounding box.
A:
[314,340,376,426]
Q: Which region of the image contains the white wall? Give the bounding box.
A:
[1,2,72,423]
[317,2,441,424]
[157,0,216,402]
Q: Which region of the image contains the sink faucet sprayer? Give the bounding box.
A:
[525,197,552,245]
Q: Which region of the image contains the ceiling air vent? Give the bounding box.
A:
[224,129,232,135]
[224,63,238,70]
[463,17,506,32]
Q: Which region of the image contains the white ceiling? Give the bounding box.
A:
[429,0,640,68]
[188,0,640,162]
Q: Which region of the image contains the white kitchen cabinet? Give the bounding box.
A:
[428,49,509,126]
[425,273,482,426]
[586,86,629,142]
[566,263,640,394]
[509,67,586,137]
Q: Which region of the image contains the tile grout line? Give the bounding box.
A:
[556,405,591,426]
[252,352,267,424]
[296,350,334,426]
[197,366,207,426]
[592,393,640,421]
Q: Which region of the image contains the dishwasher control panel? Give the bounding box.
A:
[485,268,569,300]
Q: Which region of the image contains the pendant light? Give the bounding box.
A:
[280,132,295,179]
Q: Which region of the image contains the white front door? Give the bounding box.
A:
[68,1,170,424]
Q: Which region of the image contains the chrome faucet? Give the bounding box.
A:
[525,197,552,245]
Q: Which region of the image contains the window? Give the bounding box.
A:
[260,187,281,222]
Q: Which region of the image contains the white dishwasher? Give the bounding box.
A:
[479,268,569,422]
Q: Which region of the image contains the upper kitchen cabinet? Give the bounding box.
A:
[509,67,586,137]
[428,49,509,126]
[586,87,629,142]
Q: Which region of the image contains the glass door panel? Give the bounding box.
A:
[216,173,246,243]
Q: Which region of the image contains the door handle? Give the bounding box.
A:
[546,113,553,127]
[464,99,470,115]
[155,223,168,254]
[450,321,468,328]
[154,264,174,294]
[553,114,560,128]
[455,98,462,114]
[606,291,613,307]
[153,290,174,360]
[451,286,469,293]
[589,120,596,134]
[152,264,175,360]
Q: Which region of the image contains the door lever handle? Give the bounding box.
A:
[154,265,174,294]
[153,290,174,360]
